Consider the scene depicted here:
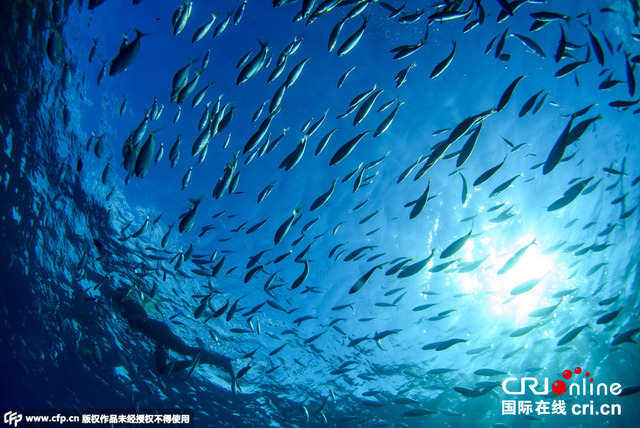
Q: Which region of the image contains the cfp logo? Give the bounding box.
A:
[3,411,22,427]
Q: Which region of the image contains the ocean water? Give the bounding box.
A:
[1,0,639,427]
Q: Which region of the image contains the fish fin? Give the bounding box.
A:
[188,193,205,204]
[148,126,165,135]
[135,28,152,37]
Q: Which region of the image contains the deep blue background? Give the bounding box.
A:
[1,0,639,426]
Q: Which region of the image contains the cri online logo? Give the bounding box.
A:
[502,366,622,396]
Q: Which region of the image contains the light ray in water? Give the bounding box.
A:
[2,0,640,426]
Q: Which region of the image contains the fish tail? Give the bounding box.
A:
[135,28,152,37]
[148,126,165,135]
[231,372,237,396]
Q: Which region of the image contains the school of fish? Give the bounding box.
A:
[15,0,640,425]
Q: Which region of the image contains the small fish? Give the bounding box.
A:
[457,256,488,273]
[521,91,547,121]
[427,368,456,375]
[337,66,355,88]
[626,53,636,97]
[315,128,338,156]
[530,11,570,23]
[495,27,509,58]
[237,363,251,379]
[619,386,640,396]
[489,174,521,198]
[428,7,472,22]
[430,41,456,79]
[337,16,367,57]
[353,89,385,126]
[373,329,401,342]
[511,275,546,296]
[453,387,485,398]
[192,13,217,43]
[599,295,620,306]
[457,123,482,167]
[440,227,472,259]
[109,29,149,76]
[395,62,416,88]
[330,131,372,166]
[393,397,421,405]
[547,177,594,211]
[512,33,546,57]
[612,328,640,346]
[466,346,491,355]
[583,24,605,66]
[403,408,435,417]
[304,331,325,344]
[269,343,287,356]
[310,180,337,211]
[422,338,467,351]
[556,60,590,78]
[328,18,347,52]
[398,249,435,278]
[393,42,424,60]
[530,300,563,318]
[497,75,526,112]
[238,39,270,85]
[226,298,240,322]
[498,239,536,275]
[409,178,431,219]
[557,324,589,346]
[274,204,302,245]
[596,308,622,325]
[178,194,204,233]
[291,260,309,290]
[211,299,229,319]
[233,0,246,25]
[285,57,311,88]
[474,369,507,377]
[349,264,384,294]
[510,324,539,338]
[474,155,507,186]
[212,11,232,38]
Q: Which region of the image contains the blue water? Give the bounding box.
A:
[1,0,640,427]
